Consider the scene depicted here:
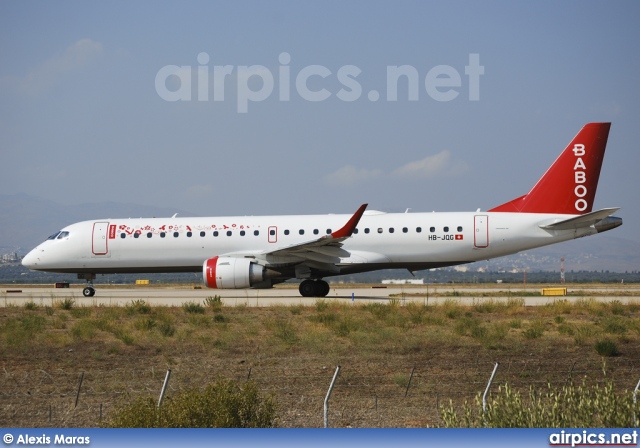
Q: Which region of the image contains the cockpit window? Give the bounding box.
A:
[47,231,62,240]
[57,231,70,239]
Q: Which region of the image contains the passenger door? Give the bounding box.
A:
[92,222,110,255]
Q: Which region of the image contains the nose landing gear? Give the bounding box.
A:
[78,273,97,297]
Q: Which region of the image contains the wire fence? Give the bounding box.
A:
[1,356,639,427]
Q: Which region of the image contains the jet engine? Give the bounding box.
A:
[203,256,277,289]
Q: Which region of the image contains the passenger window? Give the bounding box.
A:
[147,232,152,238]
[200,231,205,237]
[240,230,245,236]
[389,228,395,233]
[284,230,290,235]
[121,233,126,239]
[416,227,422,233]
[354,228,359,234]
[313,229,319,235]
[444,227,449,232]
[254,230,260,236]
[226,231,232,236]
[326,229,332,234]
[457,226,463,232]
[134,233,139,239]
[187,232,192,237]
[299,229,304,235]
[377,228,383,233]
[364,228,370,234]
[160,232,166,238]
[173,232,179,238]
[270,229,275,236]
[430,227,435,233]
[402,227,408,233]
[213,231,219,237]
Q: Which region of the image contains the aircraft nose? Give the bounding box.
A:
[22,248,40,269]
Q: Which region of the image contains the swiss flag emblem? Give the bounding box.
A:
[455,234,464,240]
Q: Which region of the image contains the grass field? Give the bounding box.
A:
[1,285,639,427]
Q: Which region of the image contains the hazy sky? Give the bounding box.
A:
[1,1,638,241]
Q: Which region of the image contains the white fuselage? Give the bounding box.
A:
[21,210,595,276]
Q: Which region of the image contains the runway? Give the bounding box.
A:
[1,283,638,307]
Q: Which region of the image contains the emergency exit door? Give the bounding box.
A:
[474,215,488,248]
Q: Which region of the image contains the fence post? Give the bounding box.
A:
[74,372,84,408]
[158,369,172,409]
[405,366,416,398]
[482,362,499,414]
[324,366,341,428]
[633,378,640,427]
[565,361,577,386]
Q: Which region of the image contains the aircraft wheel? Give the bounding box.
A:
[317,280,330,297]
[83,286,96,297]
[299,280,316,297]
[299,280,330,297]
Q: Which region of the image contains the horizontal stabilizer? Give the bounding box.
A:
[539,208,620,231]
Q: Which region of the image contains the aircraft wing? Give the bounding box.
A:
[260,204,368,269]
[539,207,620,230]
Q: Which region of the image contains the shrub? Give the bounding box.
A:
[2,315,46,347]
[183,301,205,314]
[405,302,427,325]
[608,300,626,316]
[441,381,636,427]
[270,318,298,345]
[126,300,151,315]
[522,319,545,339]
[159,322,176,337]
[315,299,329,312]
[70,307,92,318]
[134,317,157,331]
[57,298,75,310]
[71,320,98,340]
[601,317,627,335]
[204,296,223,311]
[594,339,620,357]
[105,379,277,428]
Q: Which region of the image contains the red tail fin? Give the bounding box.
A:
[488,123,611,214]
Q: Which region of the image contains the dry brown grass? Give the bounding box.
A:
[1,297,639,427]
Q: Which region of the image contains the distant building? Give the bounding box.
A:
[382,279,424,285]
[1,252,19,262]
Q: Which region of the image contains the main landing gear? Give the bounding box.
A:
[78,273,96,297]
[299,279,330,298]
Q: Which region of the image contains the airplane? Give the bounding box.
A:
[22,122,622,298]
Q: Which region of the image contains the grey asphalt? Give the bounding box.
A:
[1,284,637,307]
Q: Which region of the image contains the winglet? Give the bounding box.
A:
[331,204,368,239]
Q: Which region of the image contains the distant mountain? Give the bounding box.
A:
[466,236,640,273]
[1,194,637,272]
[0,193,195,253]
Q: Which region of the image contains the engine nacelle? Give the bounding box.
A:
[203,256,271,289]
